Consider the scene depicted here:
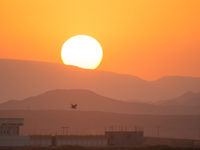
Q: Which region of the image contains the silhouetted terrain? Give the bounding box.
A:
[157,91,200,106]
[0,89,200,115]
[0,89,155,114]
[0,110,199,140]
[1,59,200,103]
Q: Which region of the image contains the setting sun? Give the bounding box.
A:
[61,35,103,69]
[1,0,200,147]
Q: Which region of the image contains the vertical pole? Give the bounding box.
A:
[198,128,200,139]
[135,126,137,131]
[157,126,160,137]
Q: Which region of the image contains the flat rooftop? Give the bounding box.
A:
[0,118,24,125]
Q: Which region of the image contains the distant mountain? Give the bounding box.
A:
[1,59,200,102]
[151,76,200,101]
[1,89,200,115]
[157,91,200,106]
[0,59,148,102]
[0,89,156,114]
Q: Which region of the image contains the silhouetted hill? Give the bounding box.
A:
[1,89,200,115]
[0,89,156,114]
[0,59,148,102]
[158,91,200,106]
[151,76,200,101]
[1,59,200,102]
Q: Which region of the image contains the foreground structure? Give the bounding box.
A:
[0,118,200,148]
[0,118,24,136]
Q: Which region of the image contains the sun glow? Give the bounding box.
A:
[61,35,103,69]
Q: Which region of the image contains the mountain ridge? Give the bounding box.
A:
[1,89,200,115]
[0,89,155,114]
[158,91,200,106]
[1,59,200,103]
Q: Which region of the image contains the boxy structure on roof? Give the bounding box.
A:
[0,118,24,136]
[105,131,144,146]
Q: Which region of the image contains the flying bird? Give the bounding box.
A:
[71,104,78,109]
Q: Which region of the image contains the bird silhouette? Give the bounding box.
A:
[71,104,78,109]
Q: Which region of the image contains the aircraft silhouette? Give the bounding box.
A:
[71,104,78,109]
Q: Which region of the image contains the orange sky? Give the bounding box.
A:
[0,0,200,80]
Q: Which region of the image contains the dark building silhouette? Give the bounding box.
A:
[105,131,144,146]
[0,118,24,136]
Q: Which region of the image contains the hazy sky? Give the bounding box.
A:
[0,0,200,80]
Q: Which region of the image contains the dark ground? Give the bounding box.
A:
[0,145,198,150]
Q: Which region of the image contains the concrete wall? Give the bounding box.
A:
[29,135,52,147]
[0,136,30,147]
[0,135,107,147]
[105,131,144,146]
[145,137,200,148]
[56,135,107,147]
[1,134,200,148]
[0,136,52,147]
